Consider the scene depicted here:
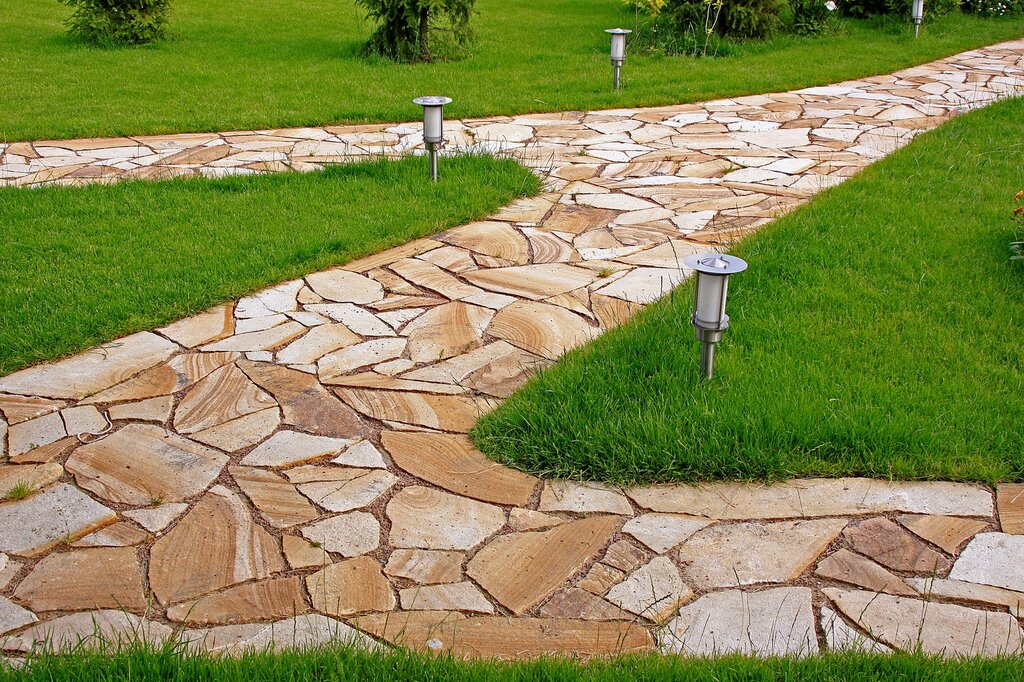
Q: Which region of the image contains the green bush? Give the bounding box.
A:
[355,0,475,62]
[839,0,959,19]
[61,0,170,45]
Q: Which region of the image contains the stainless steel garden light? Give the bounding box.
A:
[912,0,924,37]
[605,28,632,90]
[413,95,452,182]
[683,253,748,381]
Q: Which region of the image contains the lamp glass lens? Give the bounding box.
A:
[913,0,924,19]
[695,273,728,327]
[611,33,626,61]
[423,106,443,143]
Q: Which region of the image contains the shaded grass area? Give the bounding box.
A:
[2,0,1024,140]
[3,647,1024,681]
[0,155,538,374]
[474,98,1024,485]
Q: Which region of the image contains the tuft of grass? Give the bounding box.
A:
[474,97,1024,485]
[1,1,1023,140]
[0,155,539,375]
[4,481,34,502]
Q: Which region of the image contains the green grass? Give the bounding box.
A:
[3,647,1024,681]
[473,97,1024,486]
[0,155,538,375]
[2,1,1024,141]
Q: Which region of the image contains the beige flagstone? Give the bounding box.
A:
[283,534,331,569]
[402,302,493,362]
[399,582,494,613]
[539,481,633,515]
[843,518,951,574]
[622,513,714,554]
[539,588,632,621]
[173,363,276,434]
[440,221,530,264]
[276,324,360,365]
[306,557,395,617]
[0,394,64,425]
[10,611,172,653]
[815,548,918,596]
[305,269,385,304]
[897,514,988,554]
[337,388,492,432]
[0,463,62,498]
[158,304,235,348]
[14,547,146,612]
[605,556,692,624]
[82,351,237,404]
[388,486,506,550]
[301,512,381,557]
[230,466,318,529]
[950,533,1024,593]
[385,549,464,585]
[290,467,397,513]
[167,576,308,625]
[905,577,1024,613]
[72,522,150,548]
[0,483,116,556]
[0,598,37,637]
[820,605,892,653]
[487,300,593,360]
[463,264,597,301]
[182,614,381,655]
[997,484,1024,534]
[240,430,352,467]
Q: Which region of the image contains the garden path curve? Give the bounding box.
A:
[2,41,1024,661]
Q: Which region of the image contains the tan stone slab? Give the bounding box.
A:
[82,351,237,404]
[0,395,64,425]
[906,577,1024,613]
[14,547,146,612]
[283,534,331,569]
[158,305,235,348]
[487,300,594,360]
[291,467,397,513]
[385,549,463,584]
[337,388,493,433]
[622,513,713,554]
[305,269,385,305]
[168,576,308,625]
[201,321,307,352]
[399,582,494,613]
[463,264,596,301]
[381,431,537,506]
[107,395,174,422]
[173,363,277,434]
[605,556,692,624]
[544,205,618,235]
[997,484,1024,534]
[626,478,993,519]
[825,588,1024,657]
[0,463,62,498]
[539,481,633,515]
[388,258,483,300]
[230,466,318,529]
[0,597,37,637]
[190,407,280,452]
[72,521,150,548]
[844,518,951,574]
[7,412,66,457]
[150,485,284,604]
[240,430,353,467]
[438,221,530,264]
[324,372,465,394]
[898,514,989,554]
[387,486,506,551]
[0,331,178,400]
[276,324,360,365]
[10,611,172,653]
[509,508,565,532]
[678,518,847,590]
[540,588,631,621]
[341,239,444,273]
[467,516,621,615]
[160,145,232,166]
[601,540,648,572]
[306,557,395,617]
[66,424,228,505]
[949,532,1024,593]
[301,511,380,557]
[403,302,493,363]
[124,503,188,532]
[815,548,917,596]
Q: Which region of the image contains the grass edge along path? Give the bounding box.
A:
[0,155,539,375]
[473,97,1024,486]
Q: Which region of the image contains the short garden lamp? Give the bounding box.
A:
[605,28,632,90]
[683,253,748,381]
[413,96,452,182]
[912,0,924,37]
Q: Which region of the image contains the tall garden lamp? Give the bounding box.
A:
[912,0,924,37]
[413,96,452,182]
[605,28,632,90]
[683,253,748,381]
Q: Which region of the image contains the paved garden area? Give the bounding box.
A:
[1,41,1024,661]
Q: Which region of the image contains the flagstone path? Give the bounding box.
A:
[2,41,1024,662]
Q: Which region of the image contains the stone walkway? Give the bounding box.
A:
[2,41,1024,662]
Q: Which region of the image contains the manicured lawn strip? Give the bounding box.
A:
[0,155,538,375]
[2,1,1024,140]
[3,648,1024,681]
[474,98,1024,485]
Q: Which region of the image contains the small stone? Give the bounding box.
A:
[291,467,397,513]
[0,483,116,556]
[843,518,951,574]
[815,548,918,596]
[387,486,506,550]
[997,484,1024,534]
[60,405,108,436]
[0,463,62,498]
[539,481,633,515]
[124,503,188,533]
[306,557,395,617]
[12,611,171,652]
[399,582,494,613]
[332,440,388,468]
[318,338,407,379]
[622,513,713,553]
[107,396,174,422]
[602,540,647,573]
[305,269,385,304]
[230,466,318,529]
[508,508,564,532]
[898,514,988,554]
[7,413,65,457]
[539,588,631,621]
[72,522,149,548]
[283,534,332,569]
[167,576,307,625]
[385,549,463,584]
[949,533,1024,593]
[578,563,625,595]
[820,605,891,653]
[158,304,234,348]
[605,556,692,623]
[240,430,352,467]
[14,547,146,612]
[301,512,380,557]
[0,597,36,637]
[906,577,1024,613]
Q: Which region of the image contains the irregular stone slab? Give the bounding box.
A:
[305,269,385,304]
[67,424,227,506]
[897,514,988,554]
[0,331,178,399]
[949,533,1024,592]
[539,481,633,515]
[276,324,359,365]
[627,478,993,519]
[167,576,307,625]
[622,513,713,553]
[283,534,331,569]
[815,548,917,596]
[158,304,235,348]
[467,516,621,615]
[150,485,284,604]
[238,360,367,440]
[602,540,648,573]
[388,486,505,550]
[72,521,150,548]
[0,597,36,637]
[509,508,564,532]
[107,395,174,422]
[843,518,951,574]
[240,430,352,467]
[820,605,892,653]
[677,518,847,589]
[487,300,593,360]
[385,549,463,584]
[306,303,393,336]
[381,431,537,506]
[306,557,395,616]
[182,614,379,655]
[301,512,380,557]
[190,407,279,452]
[439,221,530,264]
[997,484,1024,534]
[0,557,20,591]
[539,588,631,621]
[230,466,318,528]
[202,321,307,352]
[83,351,237,404]
[337,389,492,433]
[14,547,146,612]
[825,588,1024,657]
[7,412,65,457]
[173,363,277,434]
[332,440,388,468]
[0,394,65,425]
[907,577,1024,613]
[593,267,688,304]
[0,483,116,556]
[353,612,653,659]
[464,264,597,301]
[605,556,692,623]
[0,463,62,498]
[399,582,494,613]
[290,467,397,513]
[10,611,172,653]
[403,341,545,395]
[123,503,188,532]
[662,587,818,656]
[403,302,493,362]
[318,338,407,379]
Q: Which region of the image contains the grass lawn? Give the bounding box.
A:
[0,155,537,375]
[3,647,1024,681]
[473,98,1024,486]
[2,1,1024,141]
